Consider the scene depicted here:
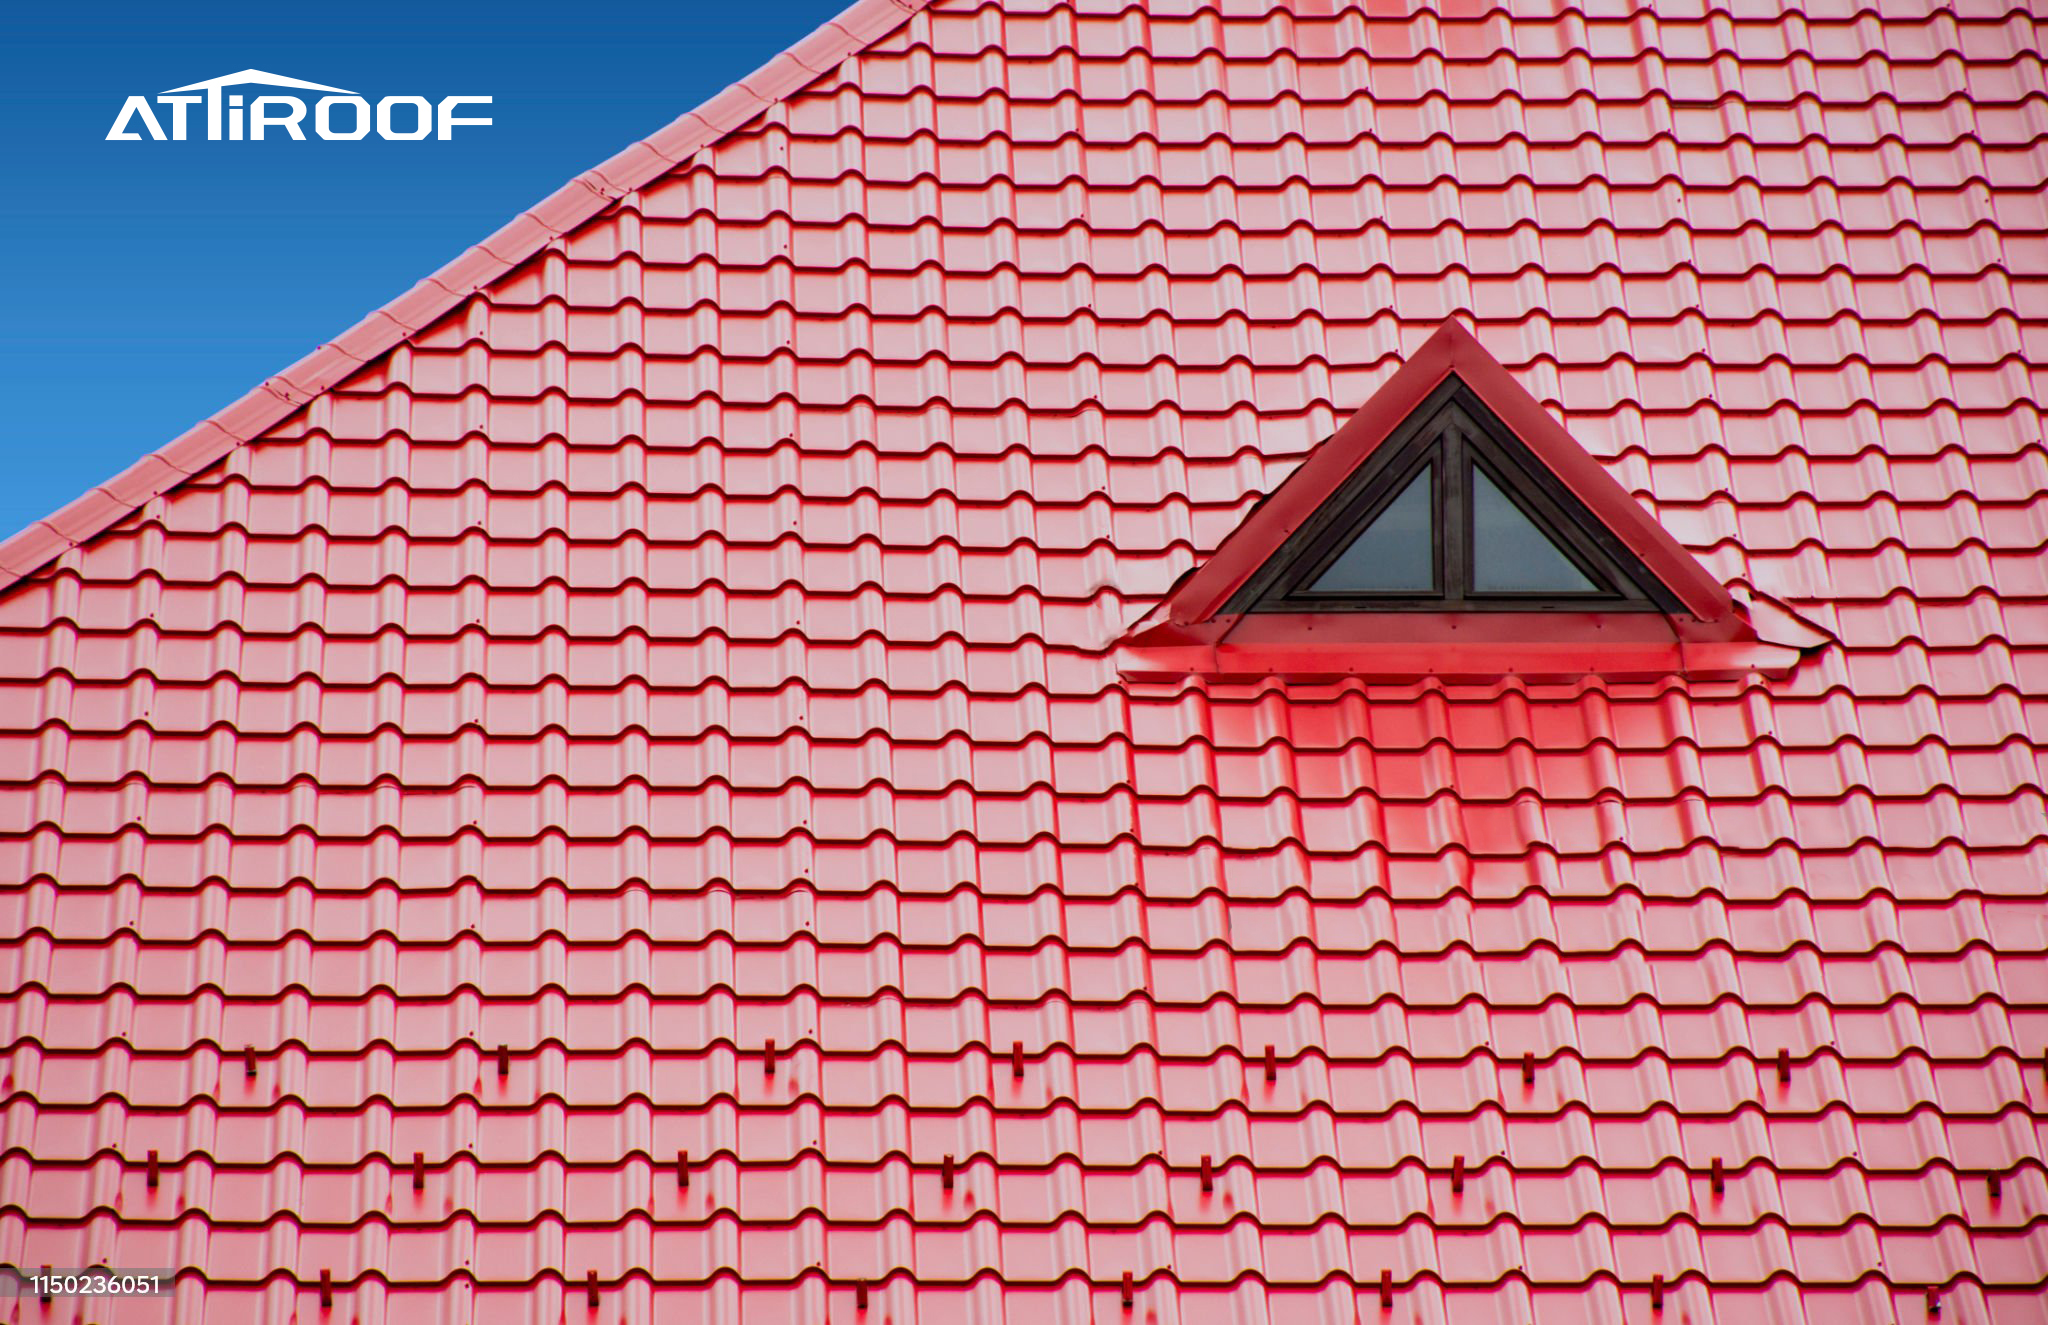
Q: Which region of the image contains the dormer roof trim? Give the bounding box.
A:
[1117,321,1826,683]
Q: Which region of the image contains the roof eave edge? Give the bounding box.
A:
[0,0,934,594]
[1115,636,1811,685]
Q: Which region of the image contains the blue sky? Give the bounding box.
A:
[0,0,847,544]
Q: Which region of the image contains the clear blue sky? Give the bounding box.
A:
[0,0,847,544]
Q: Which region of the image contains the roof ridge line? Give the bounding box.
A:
[0,0,935,594]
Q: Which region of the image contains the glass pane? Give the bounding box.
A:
[1308,467,1435,593]
[1470,465,1597,593]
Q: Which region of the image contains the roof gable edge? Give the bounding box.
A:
[0,0,933,594]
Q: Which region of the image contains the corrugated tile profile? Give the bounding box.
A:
[3,0,2047,1322]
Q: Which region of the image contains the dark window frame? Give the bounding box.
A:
[1224,377,1686,615]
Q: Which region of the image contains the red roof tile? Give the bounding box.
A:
[4,0,2048,1320]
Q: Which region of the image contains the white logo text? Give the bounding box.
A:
[109,70,492,142]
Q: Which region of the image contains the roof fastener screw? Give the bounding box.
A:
[1011,1041,1025,1079]
[244,1045,258,1078]
[412,1152,425,1191]
[1927,1287,1941,1317]
[146,1150,160,1189]
[1651,1273,1665,1311]
[1521,1051,1535,1085]
[1263,1044,1277,1082]
[1200,1154,1214,1193]
[1120,1270,1134,1308]
[319,1268,333,1310]
[941,1154,955,1190]
[1379,1269,1393,1308]
[1987,1172,2002,1201]
[677,1149,690,1188]
[586,1269,599,1309]
[38,1265,50,1304]
[1775,1048,1790,1084]
[497,1044,509,1077]
[856,1279,869,1311]
[764,1039,777,1076]
[1710,1157,1726,1196]
[1451,1154,1465,1194]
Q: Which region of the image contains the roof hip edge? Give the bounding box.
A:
[0,0,934,595]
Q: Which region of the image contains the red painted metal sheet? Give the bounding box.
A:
[3,0,2048,1322]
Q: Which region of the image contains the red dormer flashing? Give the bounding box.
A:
[1116,321,1824,683]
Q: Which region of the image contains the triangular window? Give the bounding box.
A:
[1227,378,1683,614]
[1309,463,1437,593]
[1468,465,1596,594]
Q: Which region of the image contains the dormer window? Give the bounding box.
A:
[1114,321,1829,682]
[1228,381,1685,615]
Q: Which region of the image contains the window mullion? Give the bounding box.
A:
[1442,424,1467,604]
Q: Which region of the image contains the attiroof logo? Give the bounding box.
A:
[107,69,492,142]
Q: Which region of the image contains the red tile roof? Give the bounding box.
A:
[3,1,2047,1322]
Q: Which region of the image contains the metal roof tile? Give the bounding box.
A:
[2,0,2048,1319]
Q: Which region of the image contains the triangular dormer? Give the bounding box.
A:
[1229,377,1683,613]
[1118,321,1828,682]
